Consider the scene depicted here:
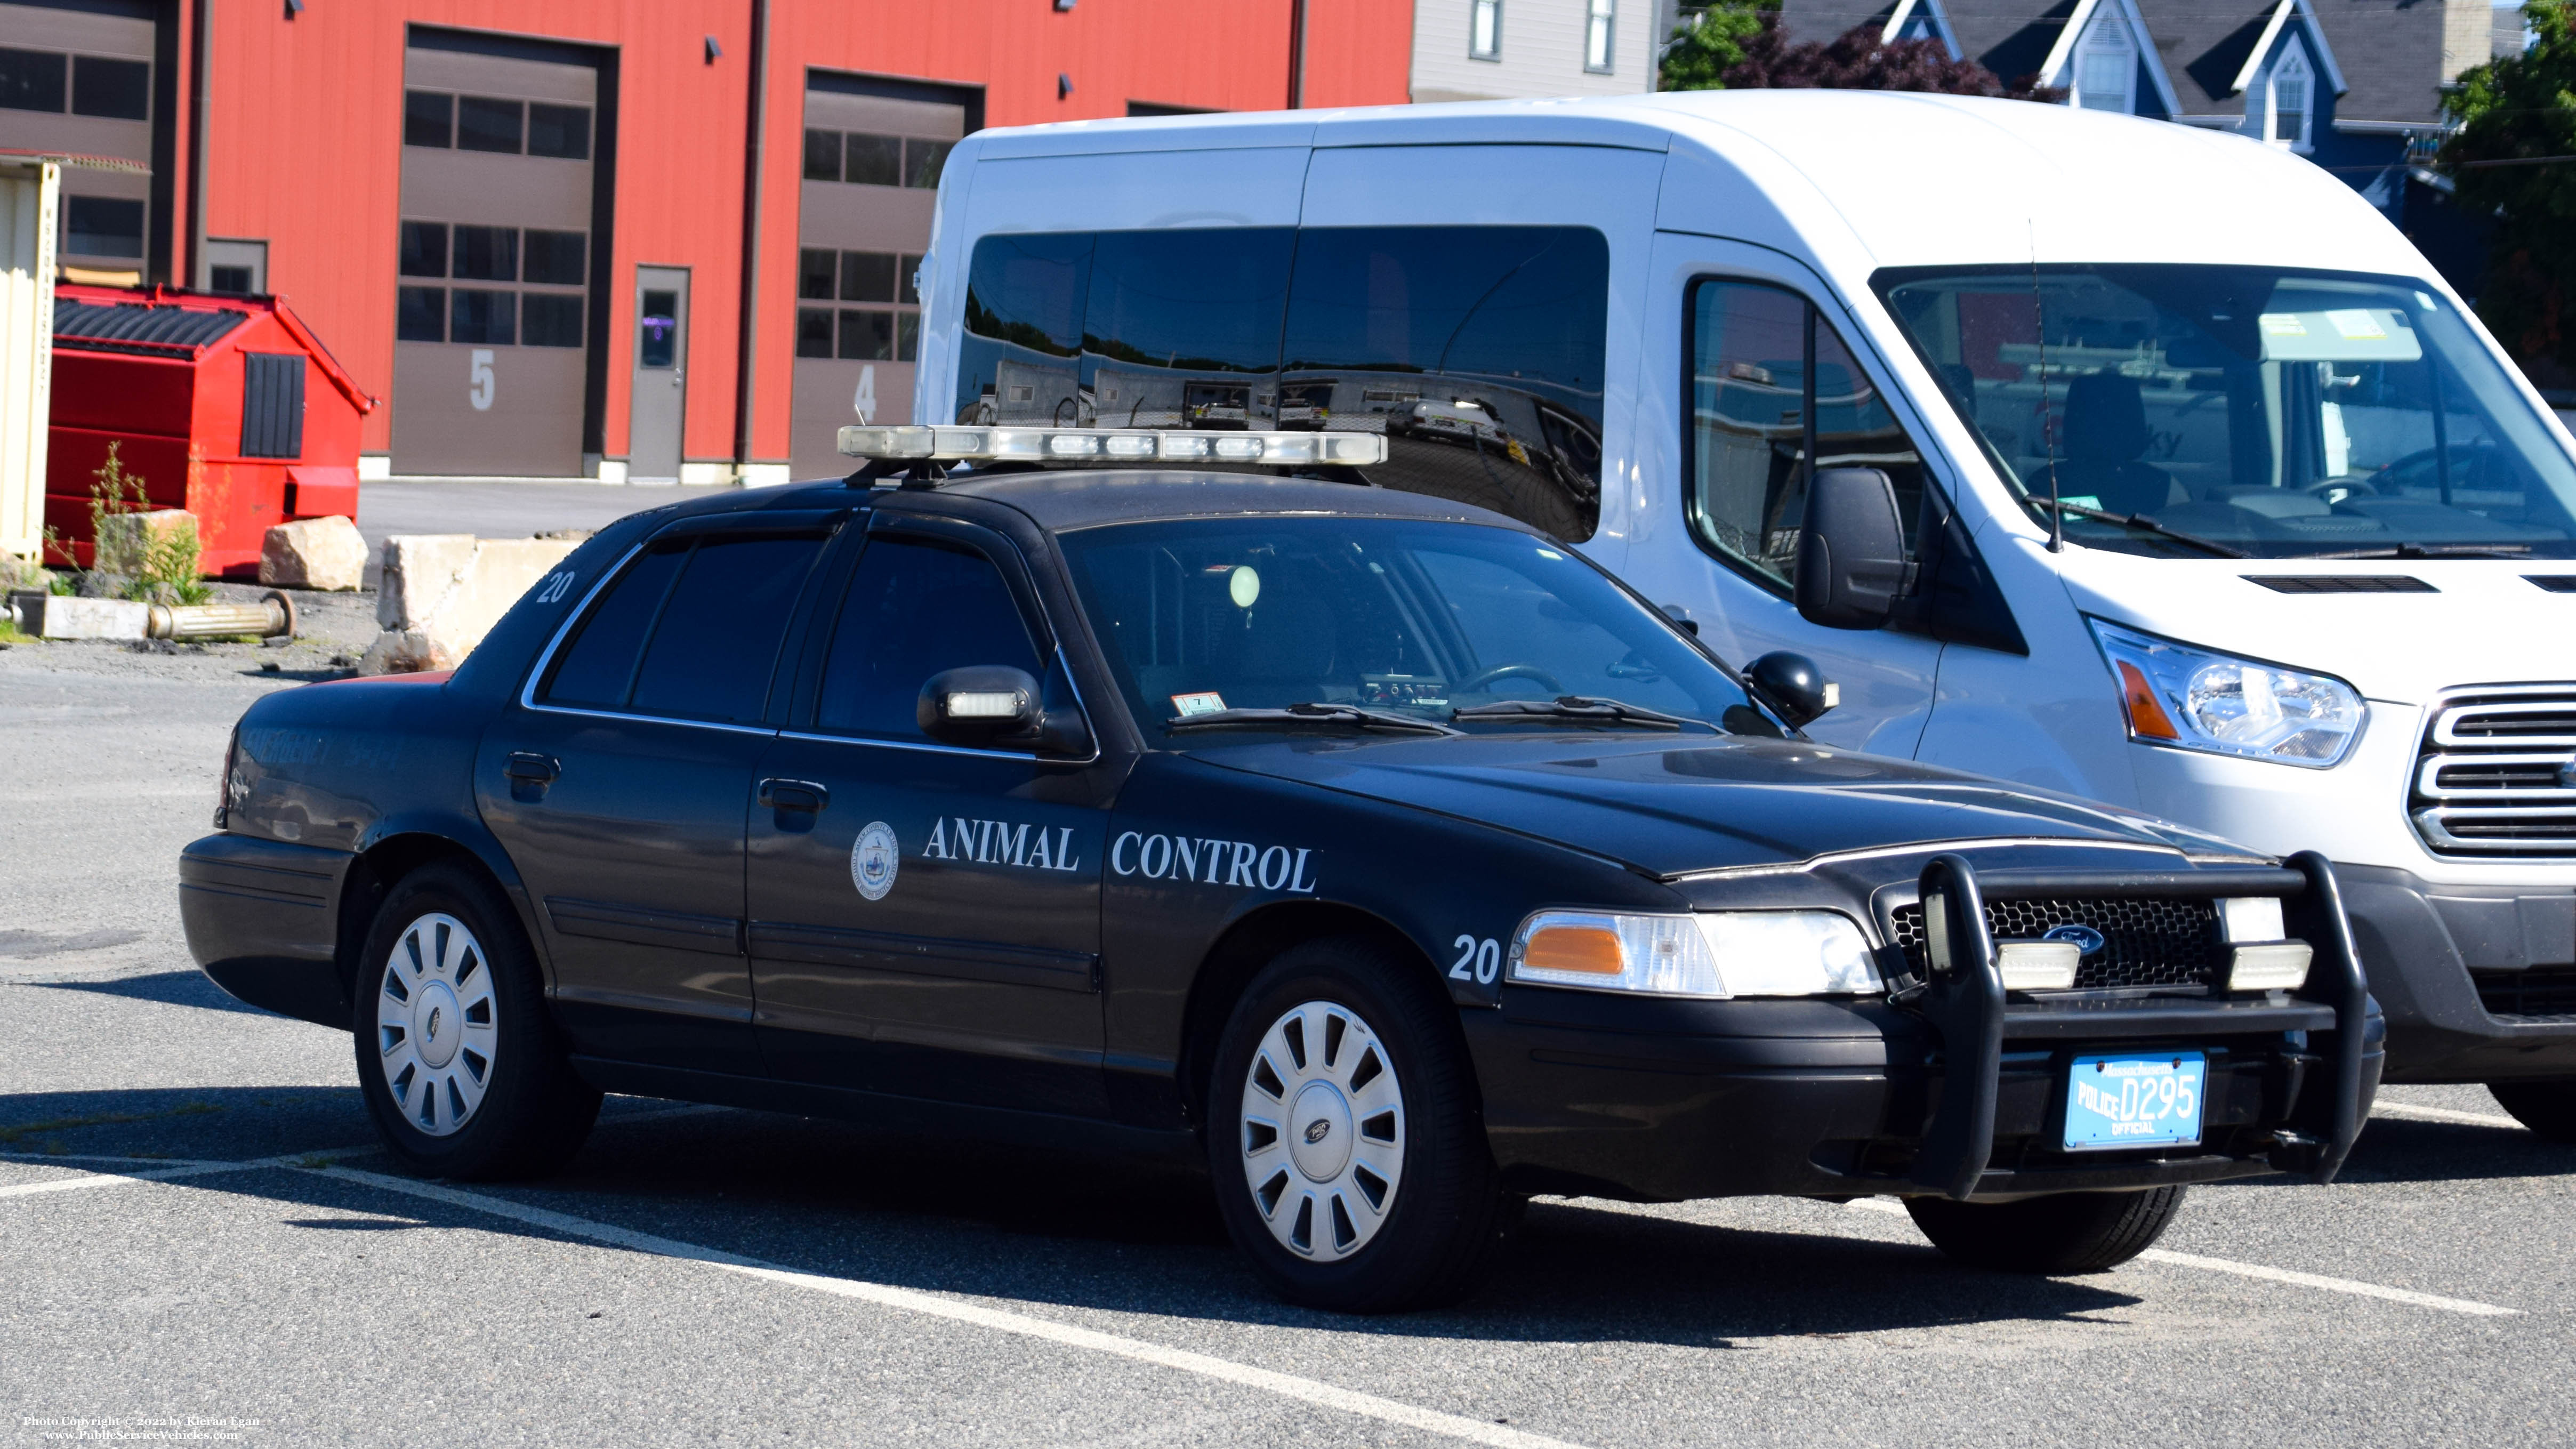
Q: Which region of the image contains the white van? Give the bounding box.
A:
[909,91,2576,1131]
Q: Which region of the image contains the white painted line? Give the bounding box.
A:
[1844,1198,2515,1317]
[2371,1101,2526,1131]
[0,1145,379,1201]
[0,1152,222,1168]
[314,1165,1590,1449]
[2135,1248,2518,1317]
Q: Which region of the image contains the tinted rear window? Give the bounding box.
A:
[542,534,825,721]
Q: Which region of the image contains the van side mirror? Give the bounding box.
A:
[1796,467,1914,630]
[918,666,1092,757]
[1745,651,1840,729]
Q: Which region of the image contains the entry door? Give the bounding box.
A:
[748,521,1113,1118]
[476,519,835,1074]
[1622,232,1947,756]
[631,267,689,481]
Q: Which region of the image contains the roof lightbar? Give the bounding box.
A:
[838,424,1388,468]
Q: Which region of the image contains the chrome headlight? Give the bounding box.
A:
[1506,909,1882,999]
[2089,619,2366,768]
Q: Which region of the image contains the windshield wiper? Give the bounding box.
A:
[1166,703,1462,737]
[1451,695,1699,730]
[2026,498,2251,559]
[2301,542,2537,559]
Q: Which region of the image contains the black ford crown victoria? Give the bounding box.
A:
[182,443,2381,1311]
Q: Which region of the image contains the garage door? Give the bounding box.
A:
[390,35,600,477]
[788,76,973,479]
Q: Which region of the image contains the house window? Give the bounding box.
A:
[2074,15,2135,114]
[1585,0,1615,73]
[2268,43,2313,149]
[1470,0,1502,60]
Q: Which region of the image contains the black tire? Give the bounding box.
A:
[1205,937,1510,1313]
[1906,1186,2187,1274]
[2488,1080,2576,1142]
[351,862,600,1180]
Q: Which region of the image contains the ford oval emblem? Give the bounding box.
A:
[2043,923,2108,956]
[1305,1120,1332,1145]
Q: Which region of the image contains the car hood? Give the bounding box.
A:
[1187,732,2255,878]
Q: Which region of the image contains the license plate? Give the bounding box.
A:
[2063,1052,2206,1151]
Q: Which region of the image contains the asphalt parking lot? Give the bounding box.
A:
[5,639,2574,1447]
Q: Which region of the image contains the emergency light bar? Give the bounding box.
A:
[838,424,1388,467]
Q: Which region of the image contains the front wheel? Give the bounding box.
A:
[2488,1080,2576,1142]
[1206,938,1511,1313]
[352,863,600,1180]
[1906,1186,2186,1274]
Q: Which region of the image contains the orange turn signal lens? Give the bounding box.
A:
[1519,925,1627,976]
[2116,660,2180,740]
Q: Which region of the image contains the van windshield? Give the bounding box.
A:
[1875,265,2576,558]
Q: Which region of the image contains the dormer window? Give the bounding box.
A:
[2267,43,2314,149]
[2074,15,2136,114]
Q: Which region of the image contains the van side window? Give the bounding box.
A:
[1686,279,1928,592]
[954,224,1612,543]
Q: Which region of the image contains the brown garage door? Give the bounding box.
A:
[788,76,973,479]
[0,0,157,283]
[390,37,599,477]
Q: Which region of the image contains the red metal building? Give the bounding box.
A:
[0,1,1412,485]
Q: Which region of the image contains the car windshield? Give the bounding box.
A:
[1056,517,1762,735]
[1875,265,2576,558]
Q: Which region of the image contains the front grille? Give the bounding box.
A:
[2473,966,2576,1020]
[2411,685,2576,858]
[1887,896,2224,989]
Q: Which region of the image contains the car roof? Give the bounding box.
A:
[709,469,1543,537]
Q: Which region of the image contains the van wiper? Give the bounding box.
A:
[2025,498,2251,559]
[2301,542,2535,559]
[1166,703,1463,737]
[1452,695,1700,730]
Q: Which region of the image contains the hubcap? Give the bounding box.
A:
[375,912,497,1138]
[1239,1000,1404,1262]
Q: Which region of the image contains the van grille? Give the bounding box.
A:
[1886,897,2224,990]
[2411,686,2576,857]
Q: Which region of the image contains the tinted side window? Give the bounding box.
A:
[1086,229,1294,430]
[956,234,1094,425]
[628,536,827,722]
[542,542,689,707]
[815,536,1041,740]
[1687,279,1927,591]
[1284,226,1609,543]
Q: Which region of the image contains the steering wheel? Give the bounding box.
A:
[1463,663,1566,695]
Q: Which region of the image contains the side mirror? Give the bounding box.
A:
[917,666,1093,758]
[1796,467,1913,630]
[1745,650,1840,730]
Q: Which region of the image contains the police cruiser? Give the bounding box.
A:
[180,424,2378,1312]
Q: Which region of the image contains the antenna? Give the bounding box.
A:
[2031,223,2062,554]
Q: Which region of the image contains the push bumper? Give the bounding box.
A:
[2339,862,2576,1083]
[1468,852,2382,1204]
[179,832,353,1029]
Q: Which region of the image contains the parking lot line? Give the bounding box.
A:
[1844,1198,2516,1316]
[0,1146,375,1201]
[2370,1101,2527,1130]
[312,1164,1592,1449]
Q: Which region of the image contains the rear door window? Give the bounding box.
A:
[542,533,826,722]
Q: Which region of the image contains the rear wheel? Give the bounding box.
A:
[2488,1080,2576,1142]
[1205,938,1510,1313]
[352,863,599,1180]
[1906,1186,2186,1274]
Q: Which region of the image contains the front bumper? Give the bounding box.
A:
[2339,862,2576,1083]
[1468,852,2382,1204]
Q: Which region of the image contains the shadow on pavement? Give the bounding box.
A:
[2228,1110,2576,1188]
[10,1090,2145,1346]
[28,970,274,1016]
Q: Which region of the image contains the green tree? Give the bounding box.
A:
[2442,0,2576,387]
[1660,1,1767,91]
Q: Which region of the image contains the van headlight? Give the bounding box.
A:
[2089,619,2365,768]
[1507,910,1881,998]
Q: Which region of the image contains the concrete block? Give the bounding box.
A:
[28,595,149,640]
[260,516,369,592]
[94,509,198,578]
[361,533,581,675]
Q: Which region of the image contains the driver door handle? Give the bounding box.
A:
[758,778,829,812]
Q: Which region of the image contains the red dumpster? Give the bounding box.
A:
[44,284,377,578]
